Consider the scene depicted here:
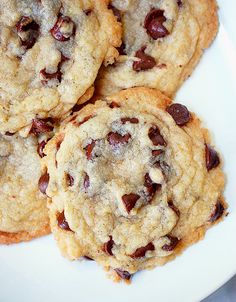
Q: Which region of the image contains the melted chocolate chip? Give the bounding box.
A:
[109,101,120,108]
[50,14,75,41]
[122,193,140,213]
[133,46,156,71]
[144,9,169,40]
[205,144,220,171]
[108,4,122,22]
[40,68,62,83]
[144,173,161,202]
[148,126,166,146]
[107,132,131,146]
[37,140,47,158]
[66,173,74,187]
[130,242,155,258]
[16,16,39,49]
[84,140,96,160]
[38,172,49,194]
[168,201,180,216]
[162,235,179,251]
[84,173,90,191]
[103,236,114,256]
[121,117,139,124]
[30,118,54,136]
[209,201,225,222]
[166,103,191,126]
[57,211,71,231]
[114,269,132,280]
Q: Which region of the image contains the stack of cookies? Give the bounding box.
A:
[0,0,227,282]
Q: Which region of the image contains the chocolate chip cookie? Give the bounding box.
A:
[43,87,226,280]
[96,0,218,97]
[0,133,50,244]
[0,0,122,134]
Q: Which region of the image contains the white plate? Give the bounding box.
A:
[0,1,236,301]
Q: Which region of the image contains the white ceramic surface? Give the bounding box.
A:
[0,1,236,301]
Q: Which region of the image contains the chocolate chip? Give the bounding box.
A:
[117,42,126,55]
[107,132,131,146]
[121,117,139,124]
[144,9,169,40]
[209,201,225,222]
[40,68,62,84]
[83,9,92,16]
[177,0,183,7]
[130,242,155,258]
[16,16,39,49]
[38,172,49,194]
[133,46,156,71]
[30,118,54,136]
[108,4,122,22]
[84,173,90,191]
[57,211,72,231]
[37,140,47,158]
[5,131,15,136]
[16,16,38,32]
[40,53,69,85]
[148,126,166,146]
[122,193,140,213]
[152,149,163,156]
[166,103,191,126]
[144,173,161,203]
[205,144,220,171]
[168,201,180,216]
[109,101,120,108]
[114,269,132,280]
[84,140,96,160]
[66,173,74,187]
[50,14,75,41]
[103,236,114,256]
[162,235,179,251]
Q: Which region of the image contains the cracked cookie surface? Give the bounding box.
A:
[0,0,121,133]
[96,0,218,98]
[0,133,50,244]
[43,87,226,280]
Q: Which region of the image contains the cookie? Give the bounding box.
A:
[95,0,218,98]
[0,0,121,134]
[0,133,50,244]
[43,87,226,280]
